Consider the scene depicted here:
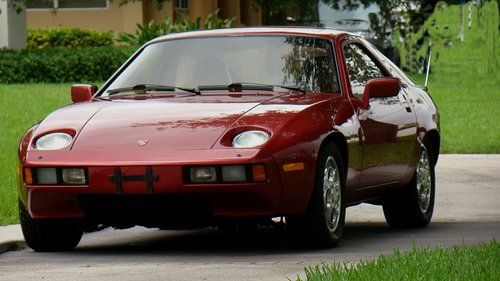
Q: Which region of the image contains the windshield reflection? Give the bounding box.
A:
[103,36,340,95]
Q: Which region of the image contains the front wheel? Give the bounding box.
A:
[383,141,435,228]
[19,200,83,252]
[287,142,346,248]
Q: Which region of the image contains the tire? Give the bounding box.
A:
[382,140,435,228]
[287,142,346,248]
[19,200,83,252]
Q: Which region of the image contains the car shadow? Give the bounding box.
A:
[73,221,452,256]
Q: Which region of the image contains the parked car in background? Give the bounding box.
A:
[308,2,402,66]
[18,27,439,252]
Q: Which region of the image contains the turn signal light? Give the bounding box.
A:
[23,168,33,185]
[283,162,305,172]
[252,165,267,182]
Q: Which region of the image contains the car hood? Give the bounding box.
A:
[33,92,289,152]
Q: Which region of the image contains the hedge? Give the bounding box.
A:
[28,28,114,49]
[0,46,137,83]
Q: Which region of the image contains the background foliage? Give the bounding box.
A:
[116,9,233,45]
[27,27,114,49]
[0,46,136,83]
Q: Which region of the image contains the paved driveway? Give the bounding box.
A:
[1,155,499,281]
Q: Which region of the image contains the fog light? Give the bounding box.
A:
[36,168,57,184]
[62,168,86,184]
[222,165,246,182]
[190,167,217,183]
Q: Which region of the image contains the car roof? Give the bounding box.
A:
[150,26,348,43]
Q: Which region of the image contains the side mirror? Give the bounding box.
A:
[361,77,400,109]
[71,84,97,103]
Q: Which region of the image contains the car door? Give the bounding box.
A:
[342,40,417,188]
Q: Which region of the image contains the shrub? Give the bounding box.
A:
[28,27,114,49]
[0,46,137,83]
[117,9,233,45]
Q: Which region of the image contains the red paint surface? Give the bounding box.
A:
[18,28,440,222]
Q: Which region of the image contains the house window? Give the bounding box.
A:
[175,0,189,10]
[27,0,108,10]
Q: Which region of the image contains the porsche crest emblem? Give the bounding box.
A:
[137,139,149,146]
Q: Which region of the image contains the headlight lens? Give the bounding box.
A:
[222,165,246,182]
[36,168,58,184]
[232,130,270,148]
[62,168,86,184]
[190,167,217,183]
[35,133,73,150]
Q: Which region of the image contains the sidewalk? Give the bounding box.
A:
[0,224,25,253]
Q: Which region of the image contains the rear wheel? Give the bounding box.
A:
[19,200,83,252]
[287,142,345,248]
[383,141,435,228]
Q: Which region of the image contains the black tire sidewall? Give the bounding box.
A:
[302,142,346,246]
[19,200,83,252]
[382,140,436,228]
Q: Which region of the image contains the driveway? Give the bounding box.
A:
[1,155,499,281]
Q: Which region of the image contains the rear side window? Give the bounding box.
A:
[343,43,385,98]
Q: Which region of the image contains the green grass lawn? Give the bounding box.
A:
[0,84,72,225]
[0,2,498,225]
[405,0,499,153]
[300,240,499,281]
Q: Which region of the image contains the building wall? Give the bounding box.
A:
[26,1,144,33]
[218,0,241,26]
[240,0,262,26]
[142,0,174,25]
[0,1,27,49]
[26,0,261,33]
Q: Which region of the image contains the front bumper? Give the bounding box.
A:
[20,150,284,225]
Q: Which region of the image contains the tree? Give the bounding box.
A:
[256,0,438,35]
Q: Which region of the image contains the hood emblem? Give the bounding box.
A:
[137,139,149,146]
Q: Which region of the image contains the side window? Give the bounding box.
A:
[343,43,385,98]
[365,42,415,86]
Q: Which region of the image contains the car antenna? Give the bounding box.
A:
[424,39,432,91]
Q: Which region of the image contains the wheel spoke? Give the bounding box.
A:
[416,145,432,213]
[322,156,341,232]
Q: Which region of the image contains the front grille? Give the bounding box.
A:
[78,193,212,228]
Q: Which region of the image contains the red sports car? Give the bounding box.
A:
[18,27,440,251]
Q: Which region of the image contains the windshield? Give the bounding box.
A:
[102,35,339,95]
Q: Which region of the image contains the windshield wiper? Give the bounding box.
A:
[197,83,306,94]
[274,84,307,94]
[107,84,199,95]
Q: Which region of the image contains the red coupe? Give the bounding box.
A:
[18,27,440,251]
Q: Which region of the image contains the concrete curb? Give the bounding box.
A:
[0,240,27,254]
[0,224,26,254]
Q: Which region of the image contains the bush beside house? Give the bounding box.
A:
[27,27,114,49]
[0,11,233,84]
[0,46,136,83]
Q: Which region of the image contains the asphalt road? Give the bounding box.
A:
[1,155,499,281]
